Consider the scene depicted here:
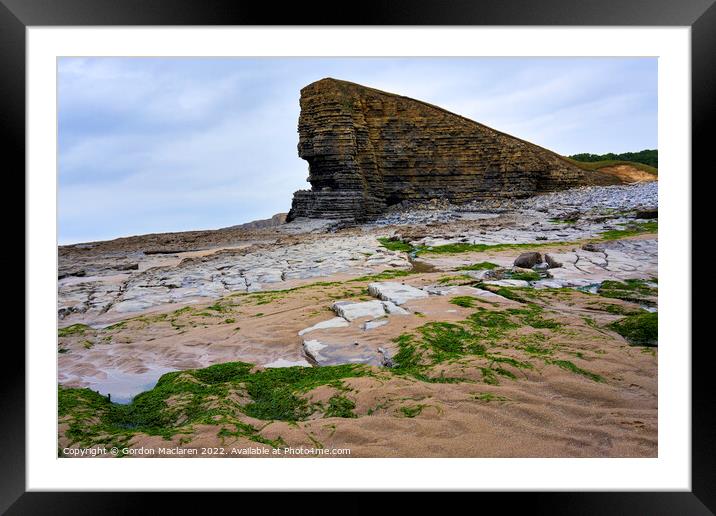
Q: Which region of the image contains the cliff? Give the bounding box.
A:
[287,78,619,222]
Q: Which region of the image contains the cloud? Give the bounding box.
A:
[58,57,657,244]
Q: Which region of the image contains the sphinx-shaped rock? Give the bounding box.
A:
[288,78,619,222]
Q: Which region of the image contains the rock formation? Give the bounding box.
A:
[287,78,618,222]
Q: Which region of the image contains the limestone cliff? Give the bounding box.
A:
[287,78,617,222]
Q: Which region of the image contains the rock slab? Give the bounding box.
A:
[368,282,429,305]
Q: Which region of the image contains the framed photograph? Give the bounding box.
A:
[7,0,709,511]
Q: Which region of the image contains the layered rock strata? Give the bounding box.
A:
[288,78,617,222]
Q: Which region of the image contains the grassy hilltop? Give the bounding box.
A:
[567,149,658,176]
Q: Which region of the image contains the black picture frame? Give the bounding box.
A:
[5,0,709,512]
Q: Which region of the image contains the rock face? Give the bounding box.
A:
[287,78,617,222]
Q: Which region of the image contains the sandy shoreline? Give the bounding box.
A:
[58,183,658,458]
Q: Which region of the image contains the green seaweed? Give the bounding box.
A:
[437,274,474,286]
[325,396,357,418]
[599,221,657,240]
[399,404,427,418]
[58,361,373,451]
[473,392,510,402]
[506,271,542,282]
[506,305,563,330]
[597,278,657,304]
[58,324,90,337]
[546,359,604,382]
[450,296,477,308]
[377,237,415,253]
[416,240,578,255]
[349,269,413,282]
[457,262,499,271]
[608,312,658,346]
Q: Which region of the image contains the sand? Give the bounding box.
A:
[58,183,658,458]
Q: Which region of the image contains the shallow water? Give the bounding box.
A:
[84,366,177,404]
[408,258,436,273]
[575,284,601,294]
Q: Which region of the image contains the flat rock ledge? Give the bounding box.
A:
[331,299,410,321]
[297,317,350,336]
[302,339,380,367]
[367,282,429,305]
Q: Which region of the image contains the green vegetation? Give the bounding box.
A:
[325,396,357,418]
[416,239,583,255]
[546,359,604,382]
[207,302,232,313]
[230,280,341,301]
[349,269,413,282]
[608,312,658,346]
[377,237,415,253]
[59,362,373,452]
[450,296,477,308]
[390,305,559,385]
[521,343,553,356]
[567,159,658,176]
[415,220,656,257]
[58,324,90,337]
[597,278,657,304]
[568,149,657,169]
[59,281,623,450]
[507,270,542,282]
[399,404,428,418]
[599,221,657,240]
[468,308,519,332]
[457,261,499,271]
[484,286,530,303]
[601,303,644,316]
[437,274,474,286]
[473,392,510,403]
[506,305,563,330]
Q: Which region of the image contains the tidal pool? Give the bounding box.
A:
[84,366,177,404]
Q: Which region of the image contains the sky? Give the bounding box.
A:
[58,57,657,244]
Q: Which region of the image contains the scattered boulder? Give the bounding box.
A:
[532,262,550,271]
[462,269,497,281]
[332,300,386,321]
[303,338,379,366]
[635,208,658,219]
[532,279,566,289]
[58,269,86,280]
[363,319,389,330]
[368,282,429,305]
[484,279,530,288]
[554,211,580,222]
[382,301,410,315]
[514,252,542,268]
[298,317,350,336]
[581,243,605,252]
[377,347,394,368]
[544,254,563,269]
[303,339,327,363]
